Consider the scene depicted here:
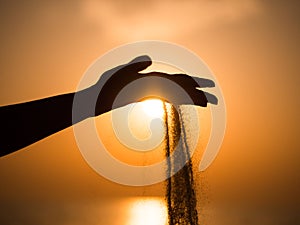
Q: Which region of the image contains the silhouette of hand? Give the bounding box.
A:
[0,55,219,155]
[86,55,217,116]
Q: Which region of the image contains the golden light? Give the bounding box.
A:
[128,198,167,225]
[141,99,164,119]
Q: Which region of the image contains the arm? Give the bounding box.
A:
[0,55,217,157]
[0,90,93,156]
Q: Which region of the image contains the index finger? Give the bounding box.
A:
[191,76,215,88]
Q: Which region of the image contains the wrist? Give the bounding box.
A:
[72,86,99,123]
[77,85,112,118]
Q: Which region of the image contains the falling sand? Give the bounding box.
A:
[163,103,198,225]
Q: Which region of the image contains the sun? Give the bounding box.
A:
[140,99,164,119]
[128,198,167,225]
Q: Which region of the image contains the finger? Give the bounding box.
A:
[139,72,215,88]
[123,55,152,73]
[168,74,215,88]
[187,90,218,107]
[187,89,208,107]
[191,77,215,88]
[203,91,218,105]
[135,72,218,106]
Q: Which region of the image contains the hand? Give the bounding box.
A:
[0,55,218,155]
[86,55,218,116]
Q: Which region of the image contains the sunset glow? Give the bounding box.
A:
[0,0,298,224]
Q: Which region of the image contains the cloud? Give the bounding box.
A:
[80,0,262,40]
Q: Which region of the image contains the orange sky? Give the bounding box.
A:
[0,0,299,224]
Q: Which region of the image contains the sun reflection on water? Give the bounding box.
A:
[127,198,167,225]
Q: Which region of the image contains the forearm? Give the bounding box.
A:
[0,91,91,156]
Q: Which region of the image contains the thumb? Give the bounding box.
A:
[123,55,152,73]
